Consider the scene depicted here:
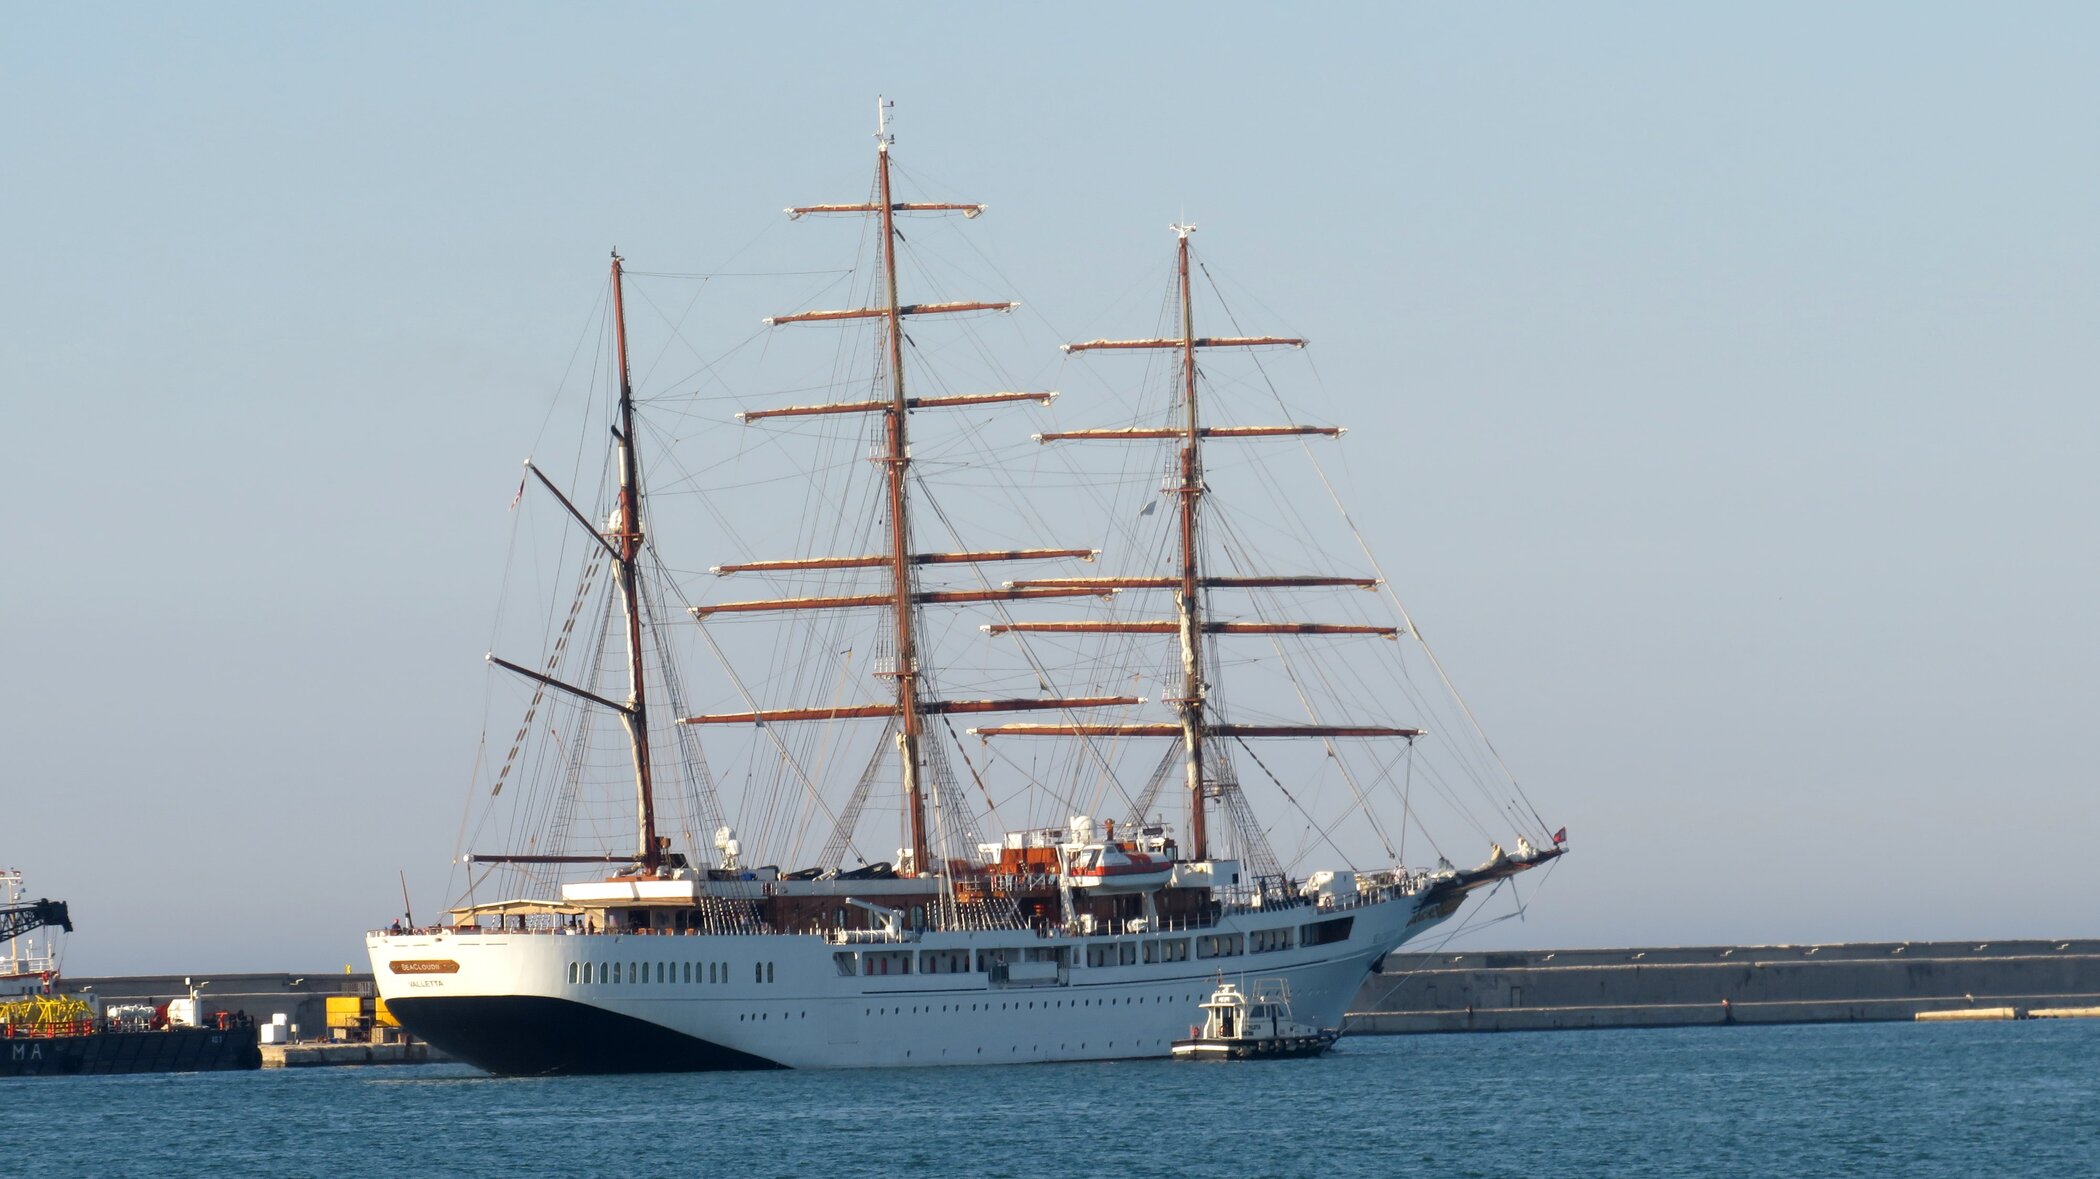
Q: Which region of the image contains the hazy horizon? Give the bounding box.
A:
[4,3,2095,975]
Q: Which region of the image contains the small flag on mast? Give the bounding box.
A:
[510,474,526,511]
[1551,826,1567,845]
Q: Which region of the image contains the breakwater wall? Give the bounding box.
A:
[1347,939,2100,1033]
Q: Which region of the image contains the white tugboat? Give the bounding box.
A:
[1172,978,1337,1060]
[365,100,1566,1074]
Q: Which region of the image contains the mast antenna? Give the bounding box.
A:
[876,95,895,149]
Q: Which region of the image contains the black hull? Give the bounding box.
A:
[1,1027,261,1076]
[387,995,787,1076]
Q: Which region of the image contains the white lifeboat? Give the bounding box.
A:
[1064,843,1175,892]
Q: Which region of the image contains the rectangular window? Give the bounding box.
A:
[834,952,859,977]
[1250,927,1295,954]
[756,961,764,984]
[1301,916,1355,947]
[1119,941,1137,965]
[920,950,967,974]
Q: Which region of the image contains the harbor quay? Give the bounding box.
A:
[1348,938,2100,1033]
[65,972,373,1039]
[59,971,439,1066]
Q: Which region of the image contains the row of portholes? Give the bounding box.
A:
[864,994,1201,1017]
[908,1040,1170,1059]
[735,1011,807,1022]
[567,960,777,985]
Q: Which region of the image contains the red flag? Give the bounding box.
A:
[1551,826,1567,845]
[509,475,526,511]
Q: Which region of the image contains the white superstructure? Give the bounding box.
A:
[367,858,1539,1072]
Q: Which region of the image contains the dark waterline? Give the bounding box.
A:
[7,1020,2096,1177]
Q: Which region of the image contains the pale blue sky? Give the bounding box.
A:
[4,3,2095,973]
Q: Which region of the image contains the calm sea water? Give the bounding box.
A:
[7,1020,2096,1178]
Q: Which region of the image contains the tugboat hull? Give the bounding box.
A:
[1170,1030,1338,1060]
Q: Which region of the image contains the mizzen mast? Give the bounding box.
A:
[610,252,663,875]
[478,252,667,873]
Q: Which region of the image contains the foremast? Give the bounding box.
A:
[975,224,1418,863]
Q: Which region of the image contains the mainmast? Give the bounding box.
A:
[1170,225,1210,860]
[478,253,670,874]
[685,98,1141,879]
[610,252,662,875]
[873,105,932,877]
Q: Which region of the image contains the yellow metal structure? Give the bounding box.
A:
[0,993,94,1031]
[325,995,370,1029]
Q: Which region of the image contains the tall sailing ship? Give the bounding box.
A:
[368,102,1565,1074]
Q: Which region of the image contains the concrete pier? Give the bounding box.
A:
[1347,939,2100,1034]
[260,1041,440,1068]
